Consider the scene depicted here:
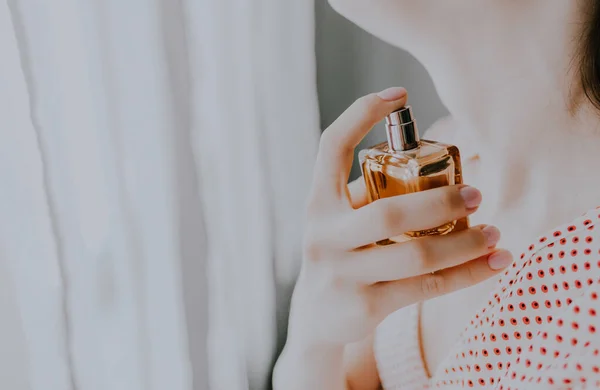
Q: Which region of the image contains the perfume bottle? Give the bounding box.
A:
[359,106,468,245]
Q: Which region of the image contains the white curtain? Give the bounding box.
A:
[0,0,319,389]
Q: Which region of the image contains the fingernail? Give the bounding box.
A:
[377,87,407,101]
[460,186,482,209]
[482,225,501,248]
[488,251,513,270]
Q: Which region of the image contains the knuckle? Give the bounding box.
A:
[421,273,446,296]
[319,128,352,157]
[318,129,338,153]
[466,228,487,249]
[432,189,453,212]
[445,188,461,209]
[466,263,478,284]
[374,199,403,233]
[354,94,381,119]
[356,93,380,108]
[302,231,326,262]
[408,240,432,267]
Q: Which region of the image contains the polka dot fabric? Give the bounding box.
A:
[374,207,600,389]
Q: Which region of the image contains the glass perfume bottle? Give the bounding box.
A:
[359,106,469,245]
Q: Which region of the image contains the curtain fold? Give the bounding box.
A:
[1,0,319,388]
[186,1,319,388]
[1,3,70,389]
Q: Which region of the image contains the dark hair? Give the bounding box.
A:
[580,2,600,111]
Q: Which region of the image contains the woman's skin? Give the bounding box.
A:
[274,1,600,389]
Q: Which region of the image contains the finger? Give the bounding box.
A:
[336,185,482,249]
[347,177,368,209]
[339,225,500,283]
[371,249,513,320]
[311,87,407,202]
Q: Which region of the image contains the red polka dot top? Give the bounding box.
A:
[374,207,600,389]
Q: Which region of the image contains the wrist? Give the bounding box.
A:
[274,340,347,390]
[285,317,347,354]
[284,336,345,359]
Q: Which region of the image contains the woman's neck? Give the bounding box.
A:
[407,1,590,146]
[402,2,600,223]
[454,105,600,232]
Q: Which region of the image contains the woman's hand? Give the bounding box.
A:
[273,87,512,390]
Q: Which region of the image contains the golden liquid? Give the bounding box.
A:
[360,140,468,245]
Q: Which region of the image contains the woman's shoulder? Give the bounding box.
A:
[499,206,600,291]
[489,207,600,318]
[433,207,600,387]
[462,206,600,339]
[489,207,600,387]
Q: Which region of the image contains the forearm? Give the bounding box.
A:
[273,341,348,390]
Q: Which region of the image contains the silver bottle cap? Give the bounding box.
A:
[385,106,420,151]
